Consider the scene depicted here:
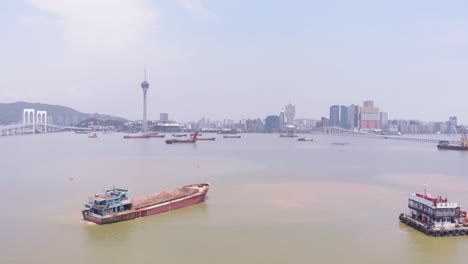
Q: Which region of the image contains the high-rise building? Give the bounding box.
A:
[246,119,265,133]
[360,100,380,130]
[447,116,458,134]
[363,100,374,108]
[347,104,359,129]
[160,113,169,122]
[448,116,458,133]
[380,112,389,131]
[279,109,285,131]
[329,105,340,127]
[449,116,457,127]
[265,115,280,133]
[340,105,348,128]
[284,103,295,126]
[140,69,150,132]
[320,117,329,128]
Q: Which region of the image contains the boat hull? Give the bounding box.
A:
[165,140,195,144]
[437,145,468,150]
[82,183,210,225]
[399,213,468,236]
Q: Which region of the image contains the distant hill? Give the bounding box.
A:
[0,102,128,126]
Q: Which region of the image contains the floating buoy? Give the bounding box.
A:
[69,177,74,181]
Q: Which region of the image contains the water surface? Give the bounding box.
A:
[2,133,468,263]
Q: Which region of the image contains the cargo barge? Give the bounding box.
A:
[223,135,241,139]
[399,188,468,236]
[196,137,215,141]
[123,134,150,139]
[82,183,210,224]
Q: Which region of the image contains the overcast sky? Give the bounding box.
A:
[1,0,468,123]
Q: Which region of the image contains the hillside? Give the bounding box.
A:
[0,102,128,126]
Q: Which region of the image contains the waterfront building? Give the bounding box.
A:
[347,104,359,130]
[329,105,340,127]
[265,115,280,133]
[360,100,380,129]
[380,112,389,131]
[160,113,169,122]
[363,100,374,107]
[449,116,457,127]
[246,119,265,133]
[285,104,295,126]
[320,117,330,128]
[279,109,285,131]
[340,105,348,129]
[448,116,457,134]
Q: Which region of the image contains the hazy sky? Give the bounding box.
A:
[1,1,468,123]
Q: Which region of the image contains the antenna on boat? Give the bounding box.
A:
[424,183,427,195]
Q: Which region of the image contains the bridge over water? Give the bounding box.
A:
[0,123,91,136]
[326,127,461,145]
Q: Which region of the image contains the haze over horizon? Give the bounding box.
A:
[1,1,468,123]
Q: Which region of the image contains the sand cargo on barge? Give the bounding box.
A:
[82,183,210,224]
[399,189,468,236]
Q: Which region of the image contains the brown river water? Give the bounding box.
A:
[2,132,468,263]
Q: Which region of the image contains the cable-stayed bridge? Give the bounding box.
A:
[0,123,90,136]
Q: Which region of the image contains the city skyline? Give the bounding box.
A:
[1,1,468,123]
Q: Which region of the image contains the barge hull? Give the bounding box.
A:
[399,213,468,237]
[437,145,468,150]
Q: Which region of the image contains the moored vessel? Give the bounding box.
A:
[223,135,241,138]
[82,183,210,225]
[148,132,165,138]
[437,127,468,150]
[279,134,298,138]
[217,129,237,134]
[166,132,198,144]
[123,134,150,139]
[399,187,468,236]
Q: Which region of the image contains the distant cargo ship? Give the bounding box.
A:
[196,137,216,141]
[217,129,237,134]
[82,183,210,225]
[166,132,198,144]
[124,134,150,139]
[279,134,298,138]
[223,135,241,139]
[437,127,468,150]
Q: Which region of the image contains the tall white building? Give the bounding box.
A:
[285,103,295,126]
[160,113,169,122]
